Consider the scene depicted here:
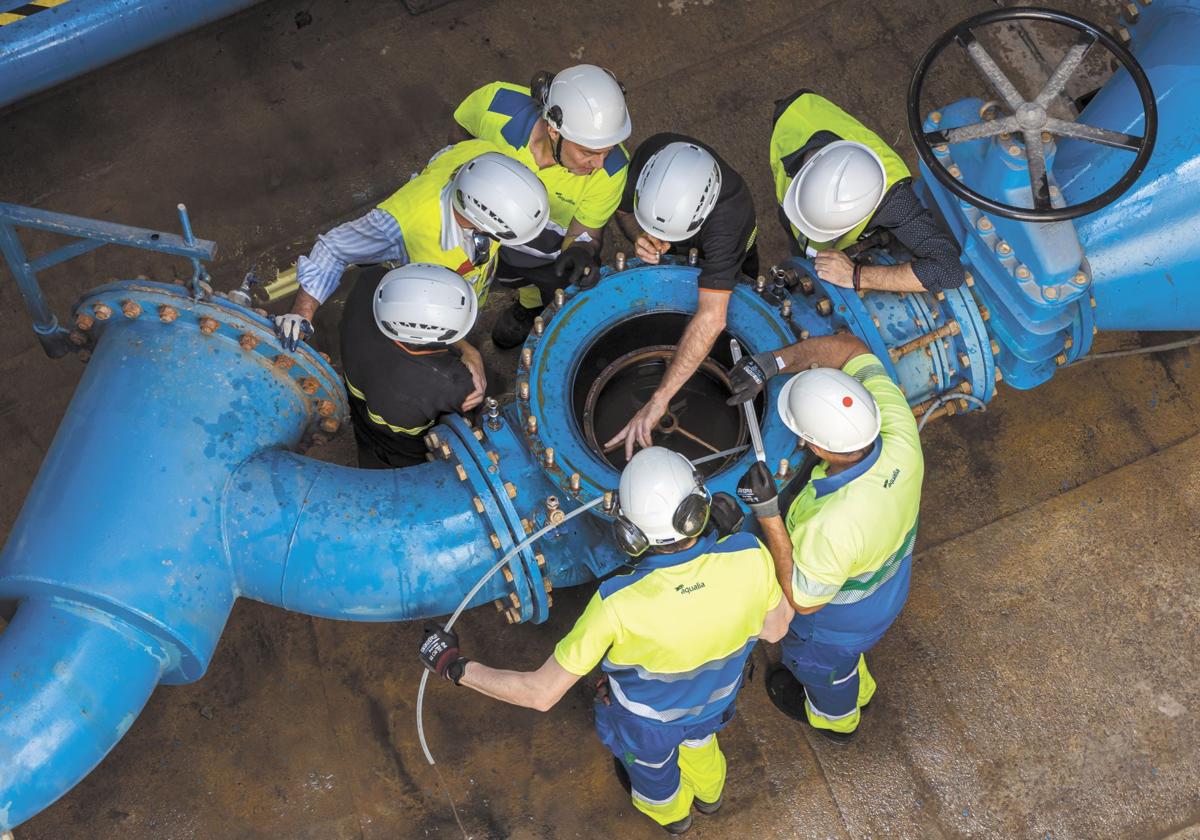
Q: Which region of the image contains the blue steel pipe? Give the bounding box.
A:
[0,0,262,110]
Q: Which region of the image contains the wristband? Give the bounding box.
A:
[852,262,862,292]
[446,657,470,685]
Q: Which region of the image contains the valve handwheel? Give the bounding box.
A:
[908,7,1157,222]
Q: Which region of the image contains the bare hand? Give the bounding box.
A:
[605,397,667,461]
[635,233,670,265]
[594,675,611,706]
[814,250,855,288]
[458,345,487,412]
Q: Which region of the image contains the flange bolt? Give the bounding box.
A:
[158,306,178,324]
[615,252,626,271]
[93,303,113,320]
[121,300,142,319]
[485,396,501,430]
[199,317,220,335]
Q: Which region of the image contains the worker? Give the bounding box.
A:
[339,263,480,469]
[419,447,793,834]
[732,333,923,741]
[604,134,759,460]
[450,65,632,348]
[273,141,551,412]
[770,89,963,294]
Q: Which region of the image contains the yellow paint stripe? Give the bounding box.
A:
[31,0,70,6]
[0,13,26,25]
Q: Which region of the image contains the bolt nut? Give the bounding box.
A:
[1044,286,1059,300]
[615,252,626,271]
[239,333,259,351]
[521,348,533,368]
[569,472,581,493]
[965,272,975,288]
[490,534,502,550]
[75,312,95,331]
[504,481,518,499]
[979,306,991,321]
[544,447,555,468]
[777,458,790,480]
[995,369,1004,382]
[930,110,942,124]
[934,143,949,155]
[1055,353,1068,366]
[1008,145,1022,157]
[518,381,530,401]
[960,353,971,368]
[273,354,294,371]
[527,415,538,435]
[157,306,178,324]
[455,464,468,481]
[991,340,1001,356]
[816,298,832,317]
[319,417,340,434]
[948,164,962,179]
[299,377,319,394]
[997,241,1012,256]
[935,291,946,301]
[439,443,452,460]
[1016,265,1030,279]
[473,496,485,513]
[199,316,220,335]
[69,330,88,346]
[1072,272,1088,286]
[504,608,520,624]
[533,316,545,337]
[1064,337,1074,350]
[121,300,142,319]
[554,288,566,308]
[316,399,336,417]
[92,303,113,320]
[978,218,994,232]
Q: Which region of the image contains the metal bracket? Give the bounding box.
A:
[0,201,217,358]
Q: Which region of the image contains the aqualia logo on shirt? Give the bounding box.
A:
[883,468,900,488]
[675,581,706,595]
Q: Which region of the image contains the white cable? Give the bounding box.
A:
[417,494,606,766]
[917,393,988,432]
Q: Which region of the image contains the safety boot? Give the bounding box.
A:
[765,666,860,744]
[612,758,694,835]
[491,301,543,349]
[694,794,722,815]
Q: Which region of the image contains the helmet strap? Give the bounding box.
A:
[550,129,565,167]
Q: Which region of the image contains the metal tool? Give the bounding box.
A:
[729,339,767,463]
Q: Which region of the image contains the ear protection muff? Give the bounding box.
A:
[610,471,712,560]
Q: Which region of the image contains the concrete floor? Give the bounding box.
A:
[2,0,1199,838]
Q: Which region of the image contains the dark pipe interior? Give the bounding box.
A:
[571,312,765,477]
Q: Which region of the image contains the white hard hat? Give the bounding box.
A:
[634,142,723,243]
[783,141,887,244]
[372,264,478,345]
[544,64,632,149]
[452,151,549,246]
[617,447,707,545]
[776,368,881,453]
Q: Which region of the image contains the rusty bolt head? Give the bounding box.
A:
[1064,337,1074,350]
[199,316,220,335]
[319,417,340,434]
[299,377,319,394]
[997,241,1012,256]
[527,415,538,435]
[544,447,555,468]
[518,381,530,401]
[1044,286,1059,301]
[1072,272,1088,286]
[439,442,452,460]
[504,608,520,624]
[239,333,259,352]
[948,164,962,179]
[504,481,517,499]
[960,353,971,368]
[472,496,485,513]
[569,472,581,493]
[92,303,113,320]
[1055,353,1068,366]
[935,291,946,301]
[315,399,336,417]
[934,143,949,155]
[1007,145,1022,157]
[75,312,95,331]
[69,330,88,346]
[816,298,832,317]
[980,306,991,321]
[965,272,975,287]
[455,464,468,481]
[157,305,178,324]
[930,111,942,124]
[491,534,502,551]
[1016,265,1031,279]
[995,369,1004,382]
[274,354,295,371]
[991,340,1001,356]
[978,218,993,232]
[521,347,533,368]
[318,352,331,364]
[121,300,142,319]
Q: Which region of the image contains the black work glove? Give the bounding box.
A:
[418,624,469,684]
[726,351,782,406]
[737,462,780,519]
[555,245,601,290]
[710,491,746,538]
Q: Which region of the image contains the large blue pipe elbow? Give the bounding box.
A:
[0,0,261,110]
[0,598,167,830]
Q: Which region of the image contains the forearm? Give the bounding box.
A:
[615,210,642,244]
[564,220,602,255]
[459,662,555,711]
[859,262,925,293]
[651,309,724,406]
[452,339,480,360]
[290,289,321,319]
[759,515,803,613]
[776,333,869,373]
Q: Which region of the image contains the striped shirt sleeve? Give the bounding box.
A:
[296,209,409,304]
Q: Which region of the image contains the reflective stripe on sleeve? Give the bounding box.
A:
[345,378,434,436]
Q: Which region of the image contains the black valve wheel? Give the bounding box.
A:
[908,7,1157,222]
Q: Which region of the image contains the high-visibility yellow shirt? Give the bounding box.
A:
[454,81,629,239]
[554,531,783,724]
[784,354,924,608]
[377,139,500,301]
[769,91,911,251]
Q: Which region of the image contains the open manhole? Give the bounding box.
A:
[571,312,763,477]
